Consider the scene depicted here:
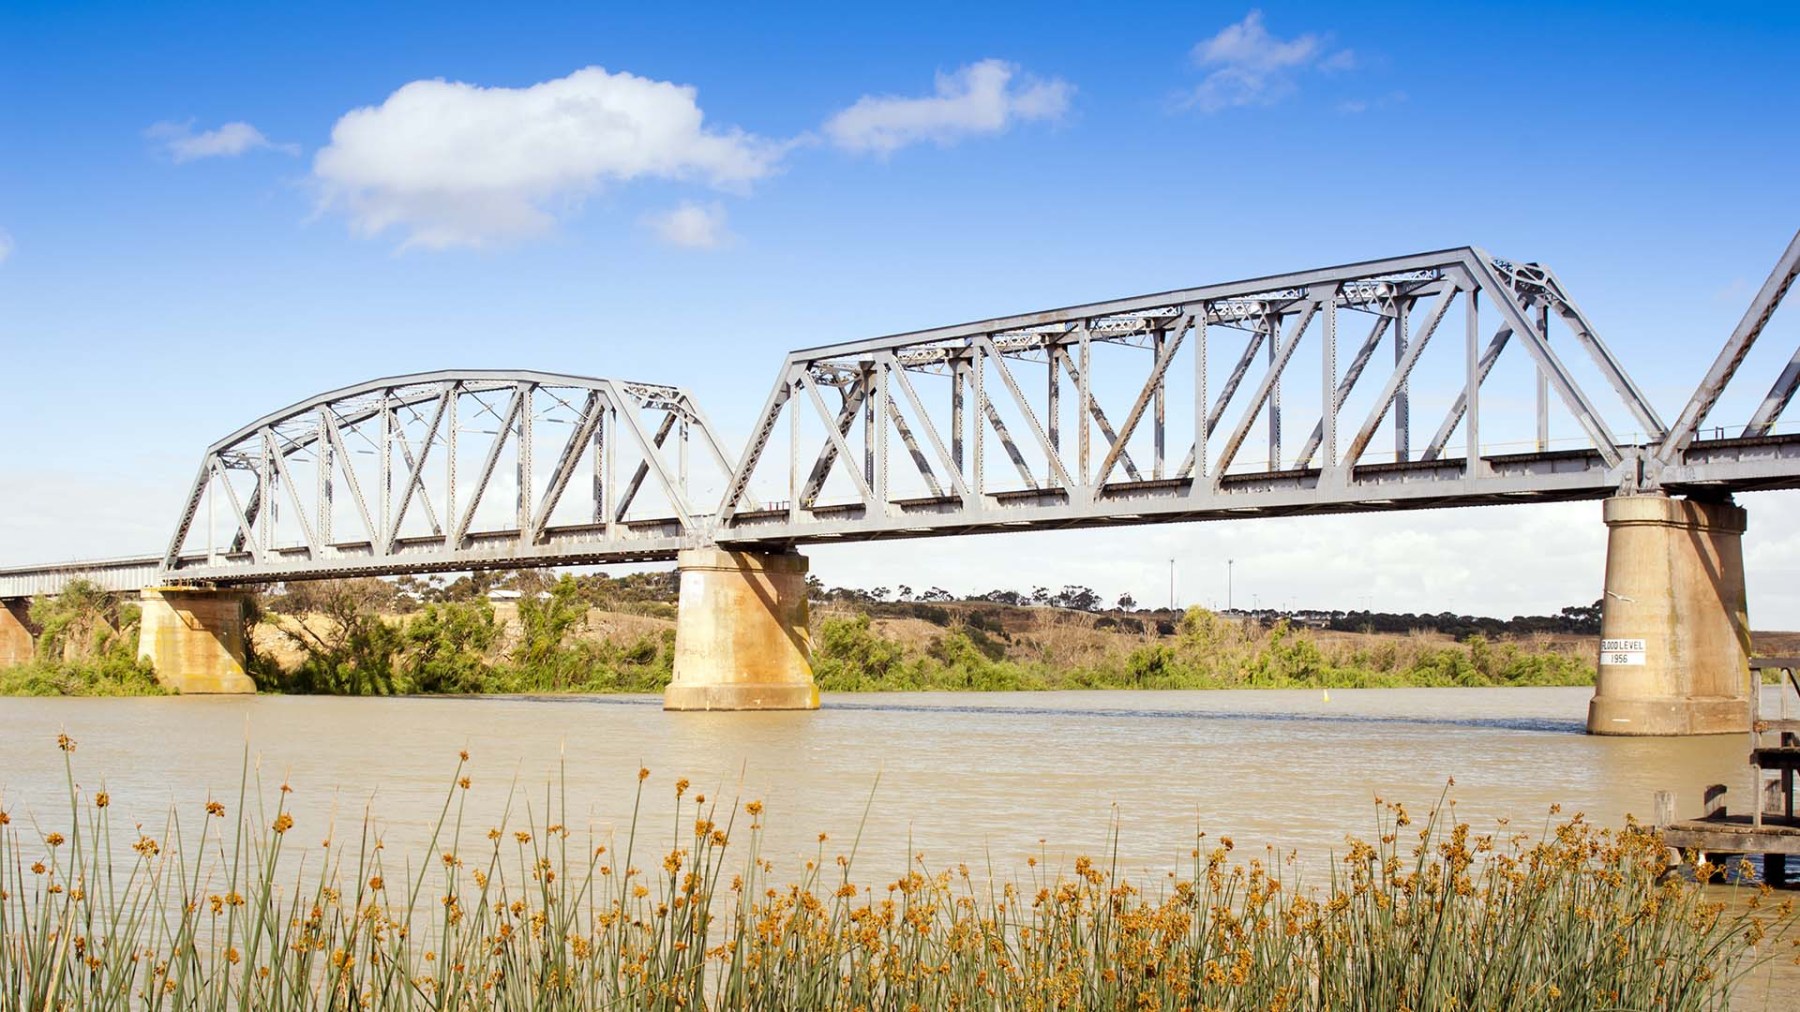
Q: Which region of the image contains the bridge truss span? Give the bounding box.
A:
[161,370,737,585]
[714,246,1668,549]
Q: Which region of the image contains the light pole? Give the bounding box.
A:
[1168,559,1175,612]
[1227,559,1234,612]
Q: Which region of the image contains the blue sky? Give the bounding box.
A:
[3,1,1799,619]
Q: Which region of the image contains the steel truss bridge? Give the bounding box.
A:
[4,230,1799,599]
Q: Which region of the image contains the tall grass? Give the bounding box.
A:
[2,740,1793,1009]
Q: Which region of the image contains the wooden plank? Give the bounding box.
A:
[1752,747,1800,770]
[1663,827,1800,855]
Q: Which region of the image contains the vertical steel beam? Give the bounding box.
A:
[444,387,458,550]
[1048,351,1061,464]
[1320,292,1338,469]
[972,343,986,498]
[1153,328,1167,479]
[1078,327,1091,485]
[872,363,889,508]
[863,366,876,491]
[258,449,273,555]
[317,412,333,548]
[378,390,391,545]
[1465,290,1481,474]
[1537,302,1551,452]
[601,401,615,522]
[602,402,618,539]
[1266,313,1282,469]
[951,359,965,473]
[1193,318,1208,482]
[1395,298,1411,462]
[516,382,534,538]
[788,377,800,520]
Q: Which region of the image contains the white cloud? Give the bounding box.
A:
[1184,10,1353,113]
[0,228,12,265]
[147,120,298,162]
[824,59,1072,155]
[643,201,732,250]
[1338,90,1407,115]
[312,66,782,250]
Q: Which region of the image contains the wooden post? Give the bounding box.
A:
[1653,790,1676,829]
[1766,854,1789,888]
[1704,784,1728,819]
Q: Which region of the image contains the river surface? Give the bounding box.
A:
[2,686,1786,876]
[9,686,1800,1000]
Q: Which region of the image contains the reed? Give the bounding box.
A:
[2,739,1793,1010]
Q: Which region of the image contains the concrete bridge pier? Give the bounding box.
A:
[1587,495,1751,736]
[0,599,33,666]
[663,548,818,711]
[137,587,256,694]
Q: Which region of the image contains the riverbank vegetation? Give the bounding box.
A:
[3,744,1795,1009]
[0,581,163,696]
[247,572,1599,694]
[3,572,1606,695]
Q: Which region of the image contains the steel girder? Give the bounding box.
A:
[712,246,1669,549]
[10,234,1800,599]
[159,370,735,585]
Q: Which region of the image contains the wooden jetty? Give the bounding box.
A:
[1658,658,1800,885]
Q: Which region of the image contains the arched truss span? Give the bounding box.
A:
[163,370,739,583]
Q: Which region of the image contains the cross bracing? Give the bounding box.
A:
[4,231,1800,599]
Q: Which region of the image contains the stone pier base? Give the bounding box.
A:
[0,599,33,667]
[1587,495,1750,736]
[663,549,818,711]
[137,588,255,694]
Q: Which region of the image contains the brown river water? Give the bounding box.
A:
[5,686,1798,1001]
[0,686,1783,871]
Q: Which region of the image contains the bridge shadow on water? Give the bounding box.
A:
[501,694,1587,736]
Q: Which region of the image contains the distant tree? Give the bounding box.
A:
[1030,586,1050,606]
[1117,593,1137,612]
[1052,585,1101,612]
[870,587,891,603]
[919,587,954,603]
[896,585,914,602]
